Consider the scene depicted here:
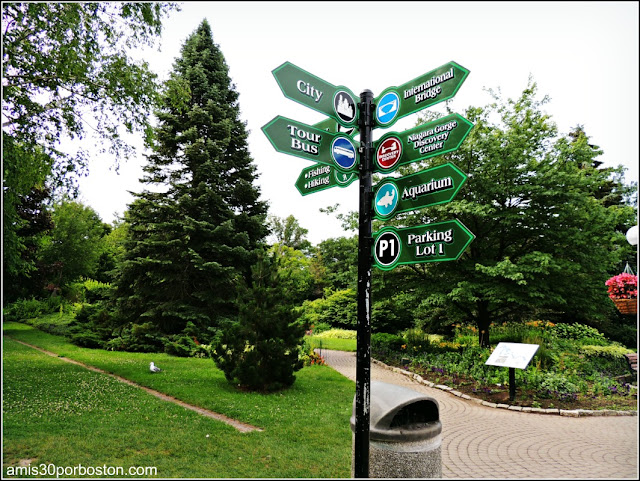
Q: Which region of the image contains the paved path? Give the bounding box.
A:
[322,349,638,479]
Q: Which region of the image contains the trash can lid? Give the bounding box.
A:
[351,381,441,442]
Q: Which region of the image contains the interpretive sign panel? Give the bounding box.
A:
[485,343,539,370]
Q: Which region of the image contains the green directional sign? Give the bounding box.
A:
[374,61,470,128]
[262,116,358,172]
[295,163,358,196]
[373,113,473,173]
[373,163,467,220]
[272,61,359,127]
[372,220,475,271]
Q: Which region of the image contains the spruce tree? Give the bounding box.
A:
[115,20,268,336]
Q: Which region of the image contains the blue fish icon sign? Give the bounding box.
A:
[374,181,399,218]
[331,136,357,171]
[376,91,400,126]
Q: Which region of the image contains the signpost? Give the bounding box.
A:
[264,60,474,478]
[485,343,540,401]
[372,221,475,271]
[373,163,467,219]
[373,113,474,173]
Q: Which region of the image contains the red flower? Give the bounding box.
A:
[605,273,638,300]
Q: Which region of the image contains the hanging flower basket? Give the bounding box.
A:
[611,298,637,314]
[605,273,638,315]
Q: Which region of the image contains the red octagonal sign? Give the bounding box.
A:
[375,136,402,171]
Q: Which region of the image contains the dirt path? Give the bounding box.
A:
[5,336,262,433]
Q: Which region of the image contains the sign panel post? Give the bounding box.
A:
[485,343,540,401]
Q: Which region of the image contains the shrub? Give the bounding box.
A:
[2,297,68,322]
[552,323,608,344]
[163,335,198,357]
[402,328,431,354]
[371,332,404,354]
[314,328,357,340]
[212,251,305,392]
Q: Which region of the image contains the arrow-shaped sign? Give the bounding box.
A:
[262,116,359,172]
[373,163,467,219]
[373,61,470,128]
[372,220,475,271]
[272,61,359,127]
[295,163,358,196]
[373,113,473,173]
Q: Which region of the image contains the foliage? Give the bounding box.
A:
[371,318,635,406]
[2,297,69,323]
[2,2,178,185]
[298,288,357,331]
[371,332,405,355]
[114,20,268,336]
[382,81,636,346]
[38,200,110,288]
[605,272,638,299]
[311,236,358,291]
[212,251,305,392]
[268,214,311,252]
[313,328,357,340]
[268,243,315,304]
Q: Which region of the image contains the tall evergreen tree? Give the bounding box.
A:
[115,20,268,335]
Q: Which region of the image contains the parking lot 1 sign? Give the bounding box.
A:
[374,61,470,128]
[373,113,473,173]
[373,220,475,271]
[262,116,358,172]
[295,163,357,196]
[373,163,467,219]
[272,61,359,128]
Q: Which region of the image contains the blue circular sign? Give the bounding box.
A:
[376,90,400,126]
[374,181,399,218]
[331,136,357,171]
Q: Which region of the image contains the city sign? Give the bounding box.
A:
[262,116,359,172]
[373,113,473,173]
[373,163,468,220]
[295,163,357,196]
[373,61,470,128]
[373,220,475,271]
[272,61,359,127]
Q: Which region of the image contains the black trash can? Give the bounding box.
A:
[351,381,442,478]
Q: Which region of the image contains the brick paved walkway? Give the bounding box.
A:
[322,349,638,479]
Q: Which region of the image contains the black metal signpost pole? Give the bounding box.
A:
[509,367,516,401]
[354,89,374,478]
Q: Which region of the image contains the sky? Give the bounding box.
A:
[76,1,639,246]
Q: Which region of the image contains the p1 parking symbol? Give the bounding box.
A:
[374,229,401,269]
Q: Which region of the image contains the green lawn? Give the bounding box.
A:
[2,322,354,478]
[306,335,357,352]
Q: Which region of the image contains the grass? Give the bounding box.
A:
[2,322,354,478]
[305,335,357,352]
